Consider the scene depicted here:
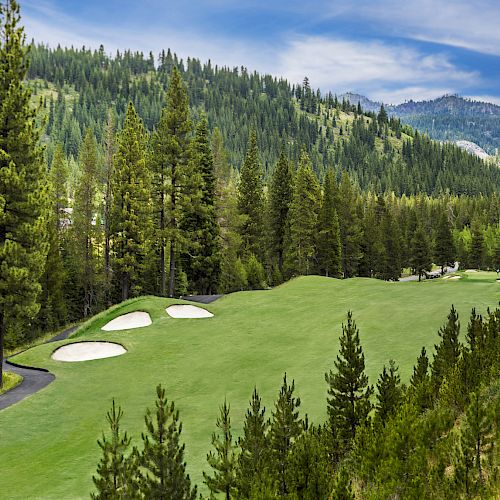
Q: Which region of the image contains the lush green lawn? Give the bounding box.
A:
[0,272,498,499]
[0,372,23,396]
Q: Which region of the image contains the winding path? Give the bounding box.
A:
[0,325,78,411]
[181,294,224,304]
[399,262,459,282]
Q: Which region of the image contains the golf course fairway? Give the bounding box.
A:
[0,273,498,499]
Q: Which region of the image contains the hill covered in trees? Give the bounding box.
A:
[27,44,500,196]
[342,92,500,155]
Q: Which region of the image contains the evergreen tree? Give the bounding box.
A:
[325,312,373,451]
[376,359,402,424]
[317,168,342,278]
[286,150,320,276]
[236,387,270,498]
[111,101,151,300]
[337,172,362,277]
[140,385,197,500]
[409,347,432,411]
[469,218,485,269]
[49,143,68,229]
[434,209,455,275]
[268,150,293,275]
[269,373,303,498]
[237,130,265,261]
[0,0,48,375]
[331,467,355,500]
[203,399,237,500]
[150,67,192,297]
[92,400,140,499]
[72,128,99,318]
[431,305,461,391]
[410,224,432,281]
[180,114,220,294]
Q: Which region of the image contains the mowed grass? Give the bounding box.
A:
[0,272,498,499]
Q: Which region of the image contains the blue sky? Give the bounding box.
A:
[21,0,500,105]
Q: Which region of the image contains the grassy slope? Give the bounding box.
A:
[0,273,498,499]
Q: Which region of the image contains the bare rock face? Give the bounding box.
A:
[455,140,490,160]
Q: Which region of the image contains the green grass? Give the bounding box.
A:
[0,272,498,499]
[0,372,23,396]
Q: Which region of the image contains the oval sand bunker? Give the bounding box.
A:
[102,311,152,331]
[52,342,126,362]
[166,304,214,318]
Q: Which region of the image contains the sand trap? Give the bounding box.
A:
[166,304,214,319]
[101,311,152,331]
[52,342,126,362]
[448,276,461,280]
[465,269,478,273]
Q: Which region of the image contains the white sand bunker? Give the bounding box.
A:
[101,311,152,331]
[52,342,126,362]
[465,269,478,273]
[166,304,214,319]
[448,276,461,280]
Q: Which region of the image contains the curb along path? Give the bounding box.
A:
[0,325,78,411]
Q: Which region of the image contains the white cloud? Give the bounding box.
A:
[325,0,500,56]
[465,95,500,106]
[274,36,477,102]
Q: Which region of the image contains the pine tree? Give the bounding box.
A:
[92,400,140,499]
[238,130,265,261]
[317,168,342,278]
[325,312,373,451]
[376,359,402,424]
[0,0,48,377]
[72,128,99,318]
[268,150,293,275]
[410,224,432,281]
[434,209,455,275]
[203,399,237,500]
[286,150,320,276]
[337,172,362,277]
[140,385,197,500]
[469,218,485,269]
[111,101,151,300]
[331,467,355,500]
[431,305,461,390]
[269,373,303,498]
[409,347,432,411]
[150,67,192,297]
[180,114,220,294]
[236,387,270,498]
[49,143,68,230]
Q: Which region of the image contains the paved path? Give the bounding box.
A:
[182,294,224,304]
[399,262,459,282]
[0,325,78,411]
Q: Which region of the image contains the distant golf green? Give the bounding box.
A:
[0,272,498,499]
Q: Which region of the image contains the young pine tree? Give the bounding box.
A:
[0,0,49,373]
[203,399,237,500]
[111,102,151,301]
[286,150,320,276]
[269,373,303,498]
[409,346,432,411]
[150,67,192,297]
[325,312,373,451]
[236,387,270,498]
[317,168,342,278]
[376,359,403,425]
[431,305,461,391]
[92,400,140,499]
[140,385,197,500]
[237,130,265,262]
[331,467,355,500]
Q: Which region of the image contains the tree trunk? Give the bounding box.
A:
[160,192,166,296]
[168,164,177,298]
[169,239,175,298]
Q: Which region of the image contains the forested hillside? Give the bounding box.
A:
[27,45,500,196]
[343,92,500,155]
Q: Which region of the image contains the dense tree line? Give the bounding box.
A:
[91,305,500,498]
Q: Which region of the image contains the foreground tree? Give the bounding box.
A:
[375,359,403,424]
[92,400,139,499]
[325,312,373,452]
[204,399,237,499]
[140,385,197,500]
[0,0,48,383]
